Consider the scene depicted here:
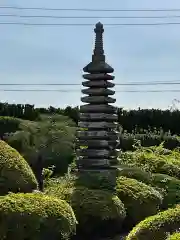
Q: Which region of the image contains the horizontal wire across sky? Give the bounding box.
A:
[2,6,180,11]
[0,89,179,93]
[1,6,180,95]
[2,6,180,27]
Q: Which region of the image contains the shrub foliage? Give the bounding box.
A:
[0,193,76,240]
[0,140,37,195]
[126,205,180,240]
[116,176,163,227]
[167,233,180,240]
[119,144,180,179]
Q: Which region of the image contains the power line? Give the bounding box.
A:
[1,6,180,12]
[0,89,180,93]
[0,81,180,86]
[2,14,180,19]
[1,22,180,26]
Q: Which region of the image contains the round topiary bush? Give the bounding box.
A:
[0,192,76,240]
[167,232,180,240]
[0,140,37,195]
[126,205,180,240]
[118,165,151,184]
[70,187,126,237]
[116,176,163,228]
[151,173,180,209]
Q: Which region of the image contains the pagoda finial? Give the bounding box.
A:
[83,22,114,73]
[92,22,105,62]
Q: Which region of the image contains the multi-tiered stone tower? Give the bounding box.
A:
[76,22,119,190]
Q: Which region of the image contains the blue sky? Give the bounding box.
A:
[1,0,180,109]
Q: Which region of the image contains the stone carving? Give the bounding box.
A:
[76,22,119,170]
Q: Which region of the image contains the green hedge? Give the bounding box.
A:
[0,193,76,240]
[120,148,180,179]
[126,205,180,240]
[167,233,180,240]
[119,133,180,151]
[0,116,21,137]
[116,177,163,227]
[0,140,37,195]
[151,173,180,209]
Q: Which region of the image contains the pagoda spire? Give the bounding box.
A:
[76,22,119,186]
[93,22,105,62]
[83,22,114,74]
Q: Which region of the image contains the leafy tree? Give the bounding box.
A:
[6,114,76,175]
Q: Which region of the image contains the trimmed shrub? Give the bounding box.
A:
[116,177,163,227]
[118,165,151,184]
[119,146,180,179]
[75,169,117,191]
[151,173,180,209]
[126,206,180,240]
[70,187,126,236]
[167,233,180,240]
[0,140,37,195]
[0,193,76,240]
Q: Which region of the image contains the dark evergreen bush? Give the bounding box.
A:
[0,116,21,137]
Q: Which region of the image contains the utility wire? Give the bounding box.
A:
[1,22,180,26]
[0,82,180,86]
[2,14,180,19]
[0,89,180,93]
[1,6,180,12]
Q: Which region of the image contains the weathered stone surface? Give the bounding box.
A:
[82,80,115,88]
[80,104,117,113]
[77,158,110,167]
[78,121,118,129]
[83,73,115,81]
[77,139,119,148]
[80,113,118,121]
[81,96,116,104]
[81,88,115,96]
[76,130,119,140]
[77,149,119,158]
[76,22,119,174]
[83,60,114,74]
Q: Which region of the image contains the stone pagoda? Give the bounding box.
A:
[76,22,119,189]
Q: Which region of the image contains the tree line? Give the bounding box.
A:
[1,102,180,134]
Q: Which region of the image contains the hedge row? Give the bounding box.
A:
[0,116,21,138]
[119,133,180,151]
